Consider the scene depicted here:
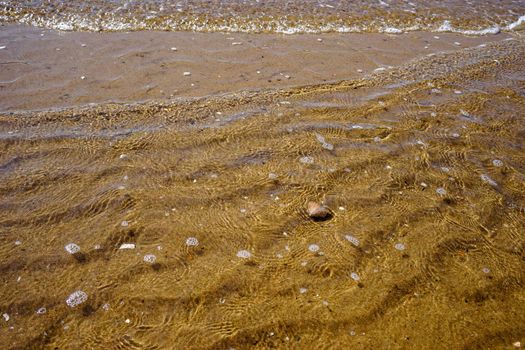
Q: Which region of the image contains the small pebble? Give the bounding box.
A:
[0,45,6,50]
[3,313,9,322]
[80,76,86,80]
[185,237,199,247]
[121,220,129,227]
[125,319,131,324]
[14,240,22,245]
[143,254,157,264]
[317,38,323,42]
[299,287,307,294]
[394,243,406,251]
[482,267,490,274]
[170,47,177,51]
[183,71,191,76]
[268,173,278,180]
[306,201,331,220]
[36,307,47,315]
[513,341,521,348]
[420,182,428,188]
[119,154,128,160]
[66,290,88,308]
[350,272,360,281]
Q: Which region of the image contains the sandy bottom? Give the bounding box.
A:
[1,25,525,350]
[0,24,513,112]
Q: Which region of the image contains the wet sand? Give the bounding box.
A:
[1,24,525,350]
[0,24,513,112]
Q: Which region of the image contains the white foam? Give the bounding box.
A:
[308,244,320,252]
[143,254,157,263]
[315,133,334,150]
[506,15,525,30]
[236,249,252,259]
[119,243,135,250]
[64,243,80,254]
[394,243,406,251]
[185,237,199,247]
[437,20,501,35]
[480,174,497,187]
[66,290,88,308]
[345,234,360,247]
[382,27,403,34]
[492,159,503,167]
[299,156,314,164]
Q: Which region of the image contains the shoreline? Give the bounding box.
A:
[0,24,514,113]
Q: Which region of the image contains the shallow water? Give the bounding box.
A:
[1,0,525,33]
[1,36,525,349]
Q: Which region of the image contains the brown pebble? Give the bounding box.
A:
[307,201,331,220]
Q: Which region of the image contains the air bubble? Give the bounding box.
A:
[143,254,157,264]
[66,290,88,308]
[345,235,360,247]
[236,250,252,259]
[482,267,490,274]
[350,272,360,281]
[394,243,406,251]
[64,243,80,254]
[36,307,47,315]
[186,237,199,247]
[308,244,320,252]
